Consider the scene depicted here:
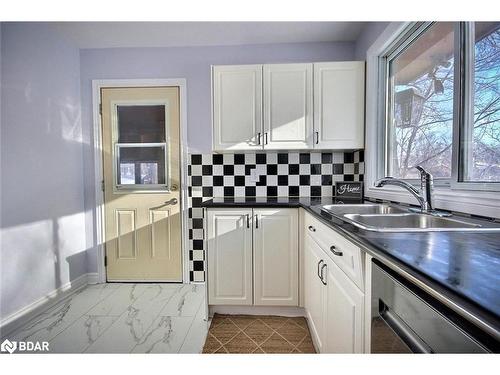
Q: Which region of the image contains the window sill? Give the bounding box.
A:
[365,185,500,219]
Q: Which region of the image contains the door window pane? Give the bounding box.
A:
[119,163,136,185]
[463,22,500,182]
[117,105,166,143]
[116,145,166,186]
[387,23,455,179]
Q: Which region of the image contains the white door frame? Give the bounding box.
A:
[91,78,190,284]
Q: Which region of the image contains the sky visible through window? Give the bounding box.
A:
[389,22,500,182]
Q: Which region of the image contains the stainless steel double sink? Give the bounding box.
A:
[321,204,500,232]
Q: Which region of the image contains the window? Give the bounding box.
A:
[382,22,500,189]
[460,22,500,182]
[386,23,455,180]
[113,104,169,190]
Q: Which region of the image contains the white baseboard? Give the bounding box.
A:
[209,305,306,317]
[86,272,100,284]
[0,273,94,337]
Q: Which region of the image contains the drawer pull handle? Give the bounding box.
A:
[317,259,323,280]
[308,225,316,232]
[246,214,250,228]
[330,245,343,257]
[320,263,327,285]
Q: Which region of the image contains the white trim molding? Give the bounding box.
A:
[91,79,190,284]
[363,23,500,219]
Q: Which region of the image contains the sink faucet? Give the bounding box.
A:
[374,166,433,212]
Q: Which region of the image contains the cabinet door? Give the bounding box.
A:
[304,234,326,352]
[207,209,253,305]
[212,65,263,151]
[253,208,298,306]
[324,258,364,353]
[313,62,365,149]
[263,64,313,150]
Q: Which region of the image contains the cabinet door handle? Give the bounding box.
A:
[317,259,323,280]
[330,245,343,257]
[246,214,250,228]
[308,225,316,232]
[257,132,261,145]
[320,263,327,285]
[315,131,319,145]
[265,132,268,145]
[255,214,259,229]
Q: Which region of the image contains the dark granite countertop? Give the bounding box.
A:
[201,196,500,337]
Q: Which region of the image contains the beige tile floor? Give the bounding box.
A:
[203,314,316,354]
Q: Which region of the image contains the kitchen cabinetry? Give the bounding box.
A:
[207,208,253,305]
[313,62,365,149]
[207,208,298,306]
[263,64,313,150]
[324,257,364,353]
[212,65,262,151]
[304,234,327,352]
[304,211,365,353]
[212,61,365,151]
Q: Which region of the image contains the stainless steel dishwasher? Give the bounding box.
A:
[371,259,494,353]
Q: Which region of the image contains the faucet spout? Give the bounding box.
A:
[374,177,427,211]
[374,166,436,212]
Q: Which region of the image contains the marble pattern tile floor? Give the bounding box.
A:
[3,283,208,354]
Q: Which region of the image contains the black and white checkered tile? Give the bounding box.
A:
[187,150,364,282]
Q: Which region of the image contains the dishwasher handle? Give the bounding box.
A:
[379,299,433,353]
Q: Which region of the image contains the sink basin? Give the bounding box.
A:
[321,204,407,216]
[342,213,488,232]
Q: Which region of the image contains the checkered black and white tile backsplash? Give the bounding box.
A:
[187,150,364,282]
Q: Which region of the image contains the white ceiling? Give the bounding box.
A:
[50,22,366,49]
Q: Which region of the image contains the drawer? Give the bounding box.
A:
[304,211,364,290]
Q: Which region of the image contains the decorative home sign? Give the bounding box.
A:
[335,181,363,199]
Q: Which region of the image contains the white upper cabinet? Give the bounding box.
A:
[253,208,298,306]
[263,64,313,150]
[212,61,365,151]
[313,62,365,149]
[212,65,262,151]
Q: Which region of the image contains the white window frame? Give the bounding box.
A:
[364,22,500,219]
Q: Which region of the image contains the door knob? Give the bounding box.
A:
[165,198,178,205]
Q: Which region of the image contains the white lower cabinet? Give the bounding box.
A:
[254,208,299,306]
[304,216,365,353]
[207,209,253,305]
[207,208,298,306]
[324,257,364,353]
[304,234,327,352]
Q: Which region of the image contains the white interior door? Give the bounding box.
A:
[313,61,365,149]
[212,65,263,151]
[253,208,298,306]
[207,209,253,305]
[263,63,313,149]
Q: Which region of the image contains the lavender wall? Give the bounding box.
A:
[354,22,390,60]
[79,42,355,273]
[0,23,86,321]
